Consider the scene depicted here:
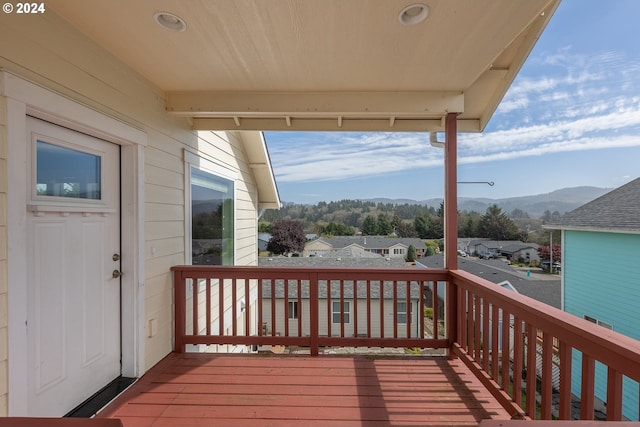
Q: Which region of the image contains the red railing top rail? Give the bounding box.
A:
[450,268,640,383]
[170,265,449,281]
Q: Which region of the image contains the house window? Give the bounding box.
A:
[397,302,411,324]
[189,165,234,265]
[584,315,613,330]
[332,301,351,324]
[393,248,405,255]
[288,301,298,319]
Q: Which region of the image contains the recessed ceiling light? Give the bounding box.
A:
[398,3,430,25]
[154,11,187,32]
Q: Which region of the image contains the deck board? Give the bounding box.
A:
[98,353,511,427]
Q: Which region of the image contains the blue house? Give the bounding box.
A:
[546,177,640,420]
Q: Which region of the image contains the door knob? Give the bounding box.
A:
[112,270,123,279]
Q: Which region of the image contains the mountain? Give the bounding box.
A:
[366,186,611,218]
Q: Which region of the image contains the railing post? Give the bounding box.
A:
[173,268,186,353]
[446,277,458,355]
[310,272,319,356]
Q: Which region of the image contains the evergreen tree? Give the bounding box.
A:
[377,213,393,235]
[405,244,417,262]
[478,205,520,240]
[362,215,378,235]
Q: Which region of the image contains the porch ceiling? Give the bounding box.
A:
[48,0,560,132]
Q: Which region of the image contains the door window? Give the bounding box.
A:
[35,141,101,200]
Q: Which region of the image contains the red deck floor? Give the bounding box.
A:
[97,352,511,427]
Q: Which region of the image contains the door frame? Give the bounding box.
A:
[2,71,147,415]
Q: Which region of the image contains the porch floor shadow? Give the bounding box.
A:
[97,352,511,426]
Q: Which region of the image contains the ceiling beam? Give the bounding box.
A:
[191,117,481,132]
[166,91,464,117]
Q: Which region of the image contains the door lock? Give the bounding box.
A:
[112,253,120,261]
[112,270,123,279]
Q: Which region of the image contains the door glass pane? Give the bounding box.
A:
[36,141,101,200]
[191,167,234,265]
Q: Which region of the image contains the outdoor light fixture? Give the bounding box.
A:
[398,3,430,25]
[154,12,187,32]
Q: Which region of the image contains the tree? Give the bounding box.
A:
[414,215,431,239]
[376,213,393,235]
[362,215,378,235]
[395,221,418,238]
[405,244,417,262]
[538,244,561,262]
[478,204,520,240]
[267,219,306,255]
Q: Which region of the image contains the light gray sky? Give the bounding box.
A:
[265,0,640,204]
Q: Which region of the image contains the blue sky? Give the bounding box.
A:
[264,0,640,204]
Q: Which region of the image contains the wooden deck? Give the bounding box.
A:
[97,352,511,426]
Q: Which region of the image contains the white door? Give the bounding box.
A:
[25,117,121,416]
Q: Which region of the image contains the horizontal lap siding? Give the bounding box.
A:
[564,230,640,419]
[0,11,262,378]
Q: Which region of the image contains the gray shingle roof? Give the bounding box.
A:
[546,177,640,233]
[262,280,421,300]
[416,254,560,308]
[317,236,427,250]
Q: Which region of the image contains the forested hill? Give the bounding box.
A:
[260,186,610,239]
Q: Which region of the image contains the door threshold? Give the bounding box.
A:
[65,377,136,418]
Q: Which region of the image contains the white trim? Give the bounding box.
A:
[2,71,146,414]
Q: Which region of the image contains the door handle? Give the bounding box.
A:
[112,270,123,279]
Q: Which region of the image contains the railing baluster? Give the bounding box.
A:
[309,272,319,356]
[459,288,467,350]
[581,354,595,419]
[482,299,490,371]
[297,280,302,337]
[258,279,263,336]
[501,309,510,392]
[353,280,358,338]
[491,304,499,382]
[541,332,553,419]
[326,280,332,338]
[558,341,573,420]
[218,277,224,336]
[431,281,437,340]
[393,281,398,339]
[379,281,385,338]
[526,323,537,418]
[206,278,211,336]
[513,316,523,407]
[474,294,481,360]
[406,281,411,339]
[284,279,289,337]
[192,277,198,336]
[244,279,250,337]
[231,278,237,337]
[606,367,623,421]
[270,278,276,337]
[366,280,371,338]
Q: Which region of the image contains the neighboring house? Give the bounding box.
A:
[258,233,272,252]
[304,236,427,259]
[473,240,540,263]
[261,280,422,339]
[546,177,640,420]
[0,31,280,417]
[416,254,560,309]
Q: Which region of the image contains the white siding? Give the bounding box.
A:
[0,10,264,408]
[0,95,8,415]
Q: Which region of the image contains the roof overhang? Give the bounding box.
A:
[236,132,281,210]
[47,0,562,133]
